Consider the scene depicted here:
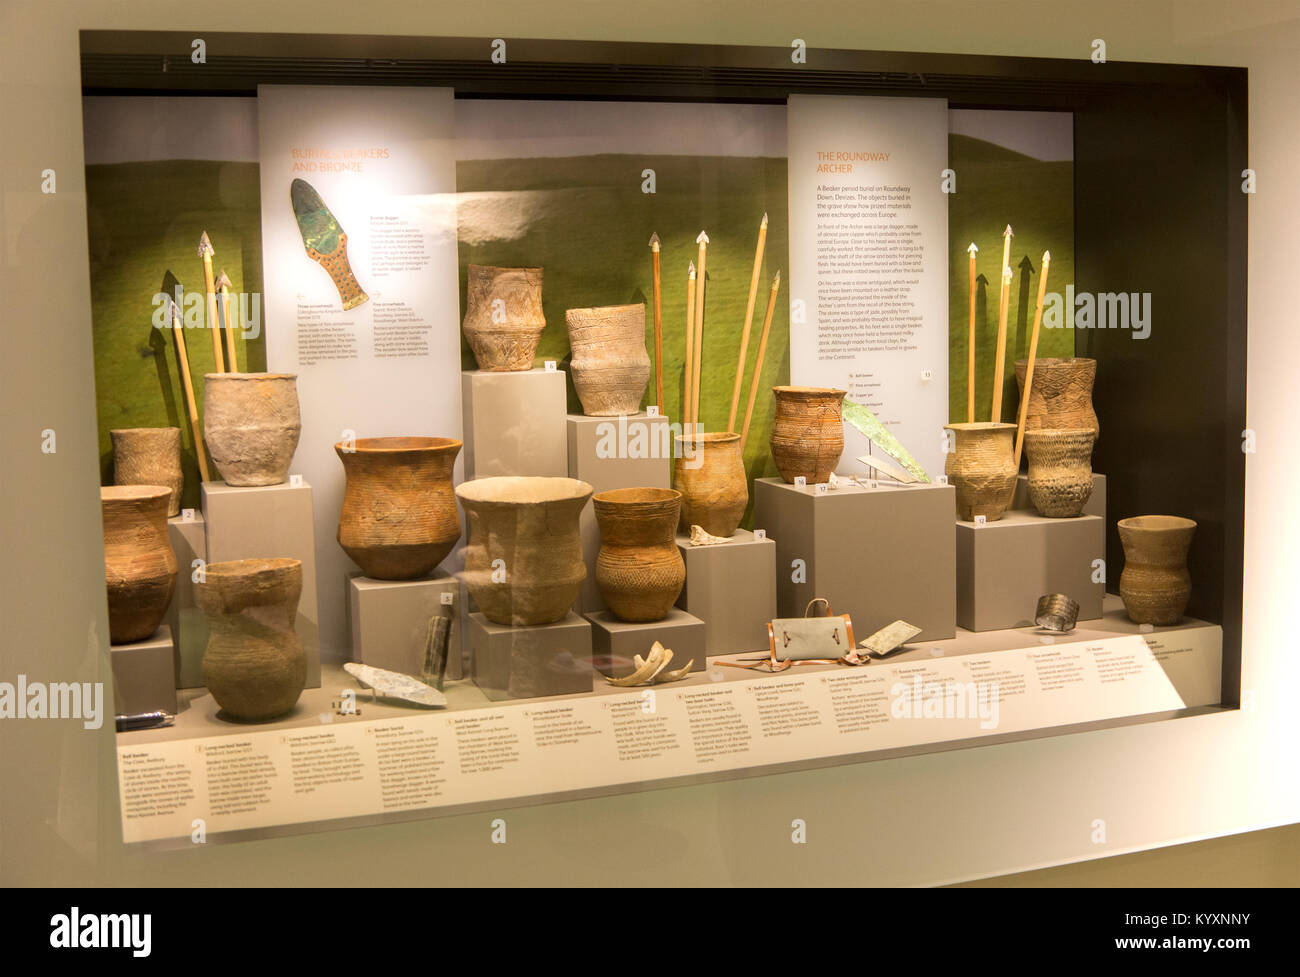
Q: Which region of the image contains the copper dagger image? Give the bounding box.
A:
[290,178,369,311]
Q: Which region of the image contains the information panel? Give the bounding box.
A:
[117,634,1192,844]
[787,94,949,480]
[257,85,463,663]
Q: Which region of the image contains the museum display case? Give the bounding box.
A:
[72,28,1246,850]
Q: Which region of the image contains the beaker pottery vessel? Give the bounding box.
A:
[593,488,685,622]
[462,265,547,372]
[1117,515,1197,625]
[111,427,184,517]
[770,386,846,484]
[455,476,593,626]
[335,437,463,580]
[1023,428,1096,518]
[566,303,651,416]
[1014,357,1099,440]
[203,372,302,486]
[197,558,306,721]
[674,432,748,538]
[944,422,1018,522]
[101,486,178,644]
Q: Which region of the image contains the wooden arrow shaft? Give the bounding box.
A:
[202,254,225,373]
[692,242,707,429]
[172,316,210,482]
[992,232,1012,420]
[683,273,696,428]
[220,287,237,372]
[692,278,705,428]
[1014,254,1052,468]
[730,220,768,432]
[992,272,1011,422]
[740,277,780,454]
[651,249,663,414]
[967,251,976,423]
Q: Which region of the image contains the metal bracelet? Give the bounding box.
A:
[1035,593,1080,632]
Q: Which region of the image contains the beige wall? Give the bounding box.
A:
[968,824,1300,887]
[1,0,1297,886]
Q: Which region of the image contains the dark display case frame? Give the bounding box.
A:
[80,29,1247,710]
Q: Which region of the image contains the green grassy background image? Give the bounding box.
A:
[456,154,790,523]
[84,132,1071,518]
[86,160,266,511]
[947,134,1075,424]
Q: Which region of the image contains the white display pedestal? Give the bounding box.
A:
[754,477,957,641]
[110,624,177,715]
[675,528,776,656]
[166,510,207,689]
[202,479,321,688]
[348,574,465,681]
[567,411,672,612]
[462,368,568,479]
[469,611,594,700]
[586,607,706,677]
[956,510,1106,631]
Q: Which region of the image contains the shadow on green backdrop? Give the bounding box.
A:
[947,134,1075,425]
[86,159,266,511]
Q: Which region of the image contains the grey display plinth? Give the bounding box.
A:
[469,611,594,700]
[567,412,672,612]
[202,479,321,688]
[675,528,776,656]
[754,478,957,642]
[462,368,568,479]
[349,575,465,681]
[956,510,1106,631]
[1013,472,1107,519]
[586,608,706,677]
[166,511,208,689]
[111,624,177,716]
